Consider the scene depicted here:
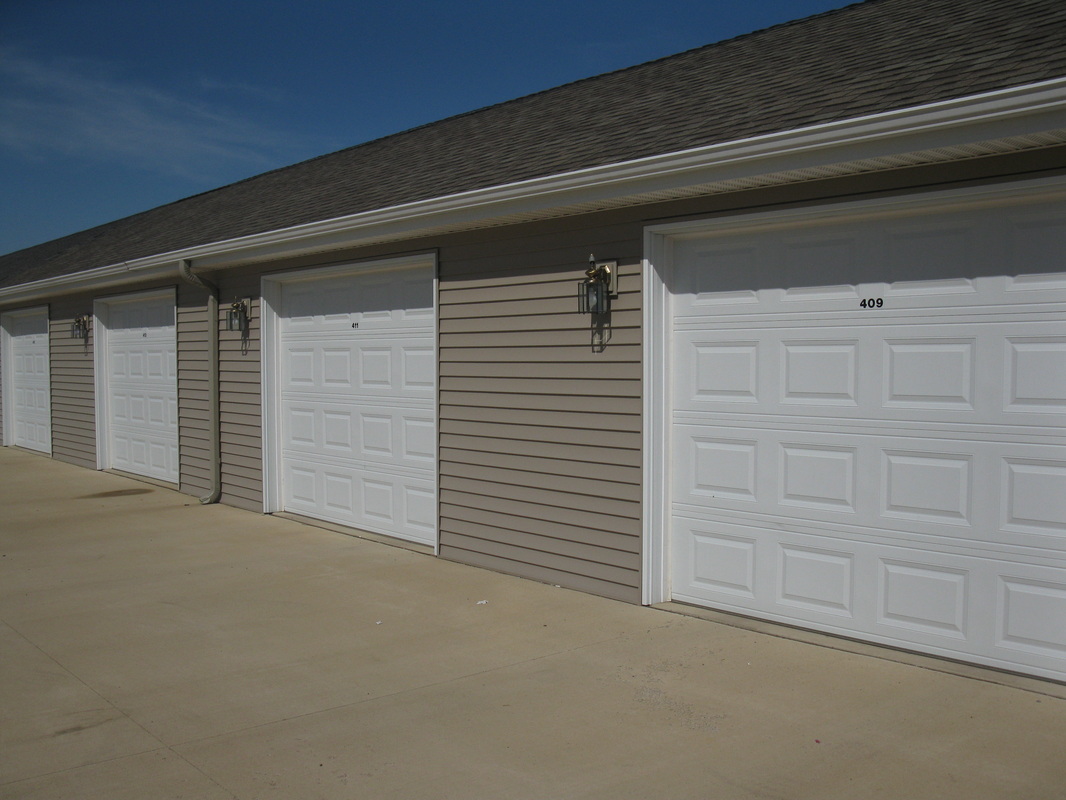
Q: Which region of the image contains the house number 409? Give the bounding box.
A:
[859,298,884,308]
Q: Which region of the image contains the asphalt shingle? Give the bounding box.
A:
[2,0,1065,288]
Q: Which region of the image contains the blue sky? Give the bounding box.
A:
[0,0,855,256]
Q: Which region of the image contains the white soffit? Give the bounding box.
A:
[3,78,1066,303]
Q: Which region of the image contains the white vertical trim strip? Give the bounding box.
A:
[431,251,441,556]
[642,232,672,605]
[92,298,110,470]
[0,314,10,448]
[260,276,282,514]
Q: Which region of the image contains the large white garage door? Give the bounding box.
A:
[665,186,1066,679]
[1,307,51,453]
[97,292,179,483]
[272,259,436,546]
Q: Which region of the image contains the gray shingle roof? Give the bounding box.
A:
[3,0,1065,289]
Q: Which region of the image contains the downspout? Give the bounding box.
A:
[178,259,222,504]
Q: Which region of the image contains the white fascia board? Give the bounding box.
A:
[191,79,1066,269]
[2,77,1065,304]
[0,262,177,305]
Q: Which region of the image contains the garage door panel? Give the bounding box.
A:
[675,521,870,622]
[1006,336,1066,413]
[27,424,50,450]
[111,429,178,477]
[877,558,970,639]
[882,337,976,411]
[676,422,1064,554]
[109,414,179,481]
[14,416,50,452]
[675,321,1062,429]
[281,457,435,540]
[107,296,174,331]
[1003,457,1066,539]
[281,401,434,467]
[783,339,861,407]
[280,269,433,331]
[674,197,1066,302]
[675,519,1066,672]
[14,386,49,417]
[674,259,1065,319]
[997,573,1066,661]
[109,387,177,430]
[280,338,434,400]
[108,343,176,383]
[880,448,974,527]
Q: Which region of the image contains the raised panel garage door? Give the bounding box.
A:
[1,307,51,453]
[274,260,436,546]
[98,293,179,483]
[666,187,1066,680]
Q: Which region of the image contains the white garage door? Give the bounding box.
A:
[1,307,51,454]
[664,186,1066,679]
[272,259,436,546]
[97,292,179,483]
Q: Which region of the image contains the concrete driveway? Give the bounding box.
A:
[2,447,1065,800]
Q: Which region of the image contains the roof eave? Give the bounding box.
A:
[3,76,1065,305]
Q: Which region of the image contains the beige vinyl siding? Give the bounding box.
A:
[437,218,644,603]
[49,297,95,468]
[218,271,262,511]
[0,327,4,447]
[177,282,213,497]
[189,223,644,600]
[194,223,644,599]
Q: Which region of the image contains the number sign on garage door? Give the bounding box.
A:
[95,291,179,483]
[264,256,437,546]
[648,180,1066,680]
[1,307,52,454]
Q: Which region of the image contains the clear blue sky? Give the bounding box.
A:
[0,0,856,257]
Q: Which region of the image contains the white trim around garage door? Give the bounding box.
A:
[93,288,178,482]
[261,253,439,550]
[639,174,1066,682]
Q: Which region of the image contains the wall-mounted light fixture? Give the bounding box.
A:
[71,315,91,340]
[578,254,617,315]
[226,298,250,334]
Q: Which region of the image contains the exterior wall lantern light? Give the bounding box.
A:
[71,315,91,340]
[226,298,250,334]
[578,254,617,315]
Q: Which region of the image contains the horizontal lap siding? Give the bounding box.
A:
[177,282,212,497]
[218,271,262,511]
[437,218,643,603]
[49,296,95,468]
[433,156,1066,601]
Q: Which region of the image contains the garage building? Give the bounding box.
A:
[2,0,1065,681]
